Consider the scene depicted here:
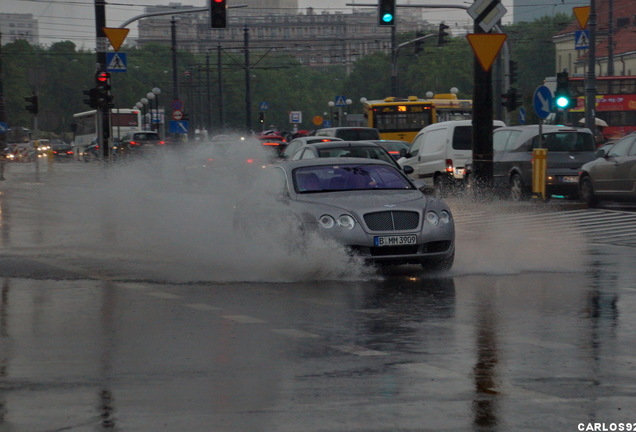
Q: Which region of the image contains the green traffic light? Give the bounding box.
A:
[382,13,394,23]
[555,95,570,108]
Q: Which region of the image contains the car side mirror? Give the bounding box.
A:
[595,149,607,158]
[402,165,414,175]
[399,148,410,158]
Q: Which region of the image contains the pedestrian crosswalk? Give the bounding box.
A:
[452,203,636,248]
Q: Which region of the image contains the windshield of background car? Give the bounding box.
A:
[293,164,414,193]
[337,129,380,140]
[607,135,636,157]
[316,146,395,165]
[531,132,595,152]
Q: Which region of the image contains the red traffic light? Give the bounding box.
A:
[96,71,110,83]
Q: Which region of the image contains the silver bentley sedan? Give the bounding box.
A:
[245,158,455,270]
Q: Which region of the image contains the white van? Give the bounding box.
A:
[399,120,505,188]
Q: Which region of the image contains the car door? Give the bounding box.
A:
[612,135,636,195]
[594,135,636,194]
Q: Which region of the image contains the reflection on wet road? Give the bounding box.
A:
[0,161,635,431]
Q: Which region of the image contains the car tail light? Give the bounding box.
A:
[261,142,280,147]
[445,159,453,173]
[388,150,400,156]
[67,151,74,155]
[130,141,138,146]
[246,158,255,164]
[159,140,166,145]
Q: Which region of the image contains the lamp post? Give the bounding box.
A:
[146,92,155,131]
[344,99,352,126]
[152,87,161,136]
[328,101,335,126]
[135,102,144,129]
[140,98,149,130]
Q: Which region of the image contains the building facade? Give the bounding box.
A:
[136,4,430,72]
[0,13,39,45]
[553,0,636,77]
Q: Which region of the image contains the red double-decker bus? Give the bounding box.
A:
[568,75,636,140]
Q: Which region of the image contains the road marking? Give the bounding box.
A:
[332,345,389,356]
[145,291,181,299]
[222,315,267,324]
[272,329,321,339]
[185,303,221,311]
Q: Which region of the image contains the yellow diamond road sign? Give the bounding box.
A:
[466,33,507,72]
[103,27,129,51]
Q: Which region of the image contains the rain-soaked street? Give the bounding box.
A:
[1,159,636,431]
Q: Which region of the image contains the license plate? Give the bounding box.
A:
[562,176,578,183]
[453,168,465,179]
[374,235,417,247]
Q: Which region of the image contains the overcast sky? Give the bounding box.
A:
[4,0,513,49]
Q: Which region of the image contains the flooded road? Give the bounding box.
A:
[1,160,635,431]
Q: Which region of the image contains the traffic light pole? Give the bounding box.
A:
[95,0,110,161]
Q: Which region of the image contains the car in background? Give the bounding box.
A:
[256,133,287,156]
[51,142,75,161]
[235,158,455,270]
[492,125,597,201]
[280,136,344,160]
[578,132,636,207]
[120,131,165,157]
[288,140,413,174]
[370,140,410,160]
[314,127,381,141]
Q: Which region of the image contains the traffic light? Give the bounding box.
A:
[509,60,518,84]
[259,112,265,124]
[83,88,100,109]
[502,87,523,112]
[554,71,573,110]
[25,94,39,115]
[377,0,396,26]
[210,0,227,29]
[414,31,425,54]
[94,71,114,109]
[437,23,450,46]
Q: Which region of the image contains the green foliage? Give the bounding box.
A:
[0,14,574,135]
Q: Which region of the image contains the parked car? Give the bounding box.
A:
[235,158,455,270]
[280,136,343,160]
[256,133,287,156]
[314,127,381,141]
[120,131,165,157]
[398,120,506,192]
[370,140,410,160]
[578,132,636,207]
[288,140,413,174]
[492,125,597,200]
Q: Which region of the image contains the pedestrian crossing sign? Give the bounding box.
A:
[106,52,127,72]
[575,30,590,50]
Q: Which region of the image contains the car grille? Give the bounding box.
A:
[363,211,419,231]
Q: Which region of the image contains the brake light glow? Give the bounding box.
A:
[159,141,166,145]
[246,158,255,164]
[130,141,138,146]
[445,159,454,173]
[261,142,281,146]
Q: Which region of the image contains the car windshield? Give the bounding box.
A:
[293,164,414,193]
[533,132,595,152]
[316,146,395,165]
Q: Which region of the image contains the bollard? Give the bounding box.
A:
[532,148,547,201]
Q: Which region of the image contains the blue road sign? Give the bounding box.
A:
[169,120,189,134]
[518,107,526,124]
[106,52,127,72]
[334,96,347,107]
[575,30,590,50]
[533,86,553,119]
[0,122,7,133]
[259,101,270,110]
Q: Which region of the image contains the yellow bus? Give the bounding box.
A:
[427,93,472,122]
[361,96,436,142]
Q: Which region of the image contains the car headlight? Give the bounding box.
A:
[319,215,335,229]
[337,215,356,230]
[426,211,440,226]
[440,210,451,224]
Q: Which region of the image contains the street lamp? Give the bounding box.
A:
[146,92,155,131]
[152,87,161,136]
[135,102,144,129]
[140,98,149,130]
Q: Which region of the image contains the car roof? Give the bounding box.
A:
[300,140,385,149]
[274,157,396,170]
[494,124,592,134]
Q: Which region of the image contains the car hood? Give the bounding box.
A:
[295,189,431,213]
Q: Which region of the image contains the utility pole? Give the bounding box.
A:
[95,0,110,160]
[0,32,6,180]
[218,44,225,130]
[244,26,252,133]
[584,0,597,136]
